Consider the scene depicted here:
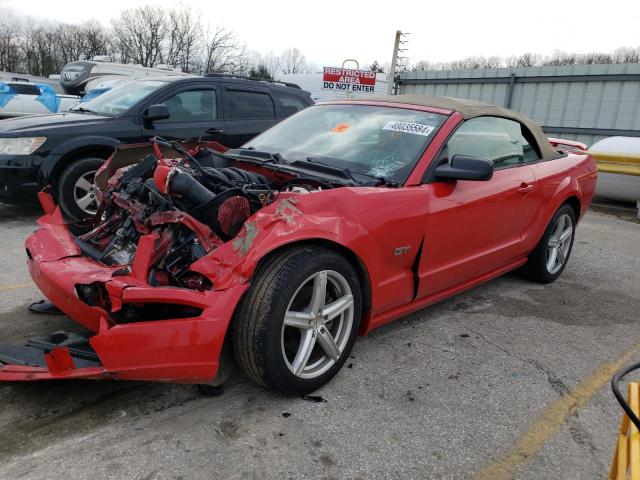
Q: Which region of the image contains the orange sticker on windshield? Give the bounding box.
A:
[332,123,351,133]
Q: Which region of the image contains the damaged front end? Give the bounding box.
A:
[2,139,331,383]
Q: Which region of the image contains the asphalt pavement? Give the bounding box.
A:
[0,203,638,480]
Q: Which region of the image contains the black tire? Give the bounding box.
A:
[57,157,104,220]
[232,246,362,395]
[523,204,576,284]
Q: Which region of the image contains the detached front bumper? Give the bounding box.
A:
[1,195,248,383]
[0,331,104,381]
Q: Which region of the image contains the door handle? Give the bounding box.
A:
[517,182,534,196]
[205,128,225,134]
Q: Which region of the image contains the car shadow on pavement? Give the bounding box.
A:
[0,302,207,460]
[0,204,41,222]
[0,380,206,460]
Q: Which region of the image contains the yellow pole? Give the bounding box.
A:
[611,382,640,479]
[631,383,640,480]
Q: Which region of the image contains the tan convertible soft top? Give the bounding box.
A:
[347,94,558,160]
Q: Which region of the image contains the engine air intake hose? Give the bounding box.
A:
[169,170,215,206]
[153,166,218,231]
[154,167,251,240]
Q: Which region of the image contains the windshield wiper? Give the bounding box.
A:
[226,148,285,164]
[301,157,398,187]
[71,106,98,114]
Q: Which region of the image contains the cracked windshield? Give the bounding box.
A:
[245,104,447,183]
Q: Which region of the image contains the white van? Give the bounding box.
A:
[60,57,192,95]
[0,80,79,117]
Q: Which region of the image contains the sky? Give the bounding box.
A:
[1,0,639,69]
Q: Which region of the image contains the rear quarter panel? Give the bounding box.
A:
[524,152,597,251]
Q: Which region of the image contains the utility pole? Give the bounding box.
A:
[387,31,401,95]
[387,30,409,95]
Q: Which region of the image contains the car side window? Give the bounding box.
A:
[224,90,275,120]
[445,116,541,169]
[10,83,40,95]
[157,89,217,123]
[273,92,308,116]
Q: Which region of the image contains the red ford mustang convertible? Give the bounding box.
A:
[0,95,596,394]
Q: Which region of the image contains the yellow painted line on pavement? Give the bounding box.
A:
[0,282,32,292]
[474,340,640,480]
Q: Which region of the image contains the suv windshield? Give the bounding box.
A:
[244,104,447,184]
[72,80,167,116]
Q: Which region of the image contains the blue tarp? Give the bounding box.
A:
[35,83,61,113]
[81,87,111,103]
[0,82,17,108]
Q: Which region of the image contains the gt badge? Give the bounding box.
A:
[394,246,411,256]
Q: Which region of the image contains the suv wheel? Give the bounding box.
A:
[57,157,104,220]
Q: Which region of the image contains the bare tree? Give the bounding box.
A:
[112,6,167,67]
[0,19,21,73]
[56,24,87,66]
[369,60,385,73]
[445,55,503,70]
[410,60,432,71]
[542,51,577,66]
[82,21,110,60]
[19,20,37,75]
[279,47,307,74]
[580,52,613,64]
[410,47,640,71]
[30,26,60,76]
[2,4,640,81]
[613,47,640,64]
[505,53,541,68]
[261,51,280,78]
[249,64,273,80]
[165,7,199,72]
[201,25,245,73]
[0,6,325,79]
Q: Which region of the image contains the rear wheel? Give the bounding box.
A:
[57,157,104,220]
[232,247,362,395]
[523,204,576,283]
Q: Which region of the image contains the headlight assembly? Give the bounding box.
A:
[0,137,46,155]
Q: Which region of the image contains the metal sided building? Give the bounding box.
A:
[396,63,640,146]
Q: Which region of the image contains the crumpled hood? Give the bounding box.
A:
[25,205,81,263]
[0,112,112,135]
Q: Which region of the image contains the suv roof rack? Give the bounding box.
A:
[204,72,301,89]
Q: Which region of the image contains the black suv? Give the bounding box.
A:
[0,75,313,219]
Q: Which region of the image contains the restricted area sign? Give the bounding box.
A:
[322,67,376,93]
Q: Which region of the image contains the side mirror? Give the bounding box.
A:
[142,104,170,123]
[434,155,494,181]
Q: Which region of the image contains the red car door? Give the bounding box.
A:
[416,116,544,298]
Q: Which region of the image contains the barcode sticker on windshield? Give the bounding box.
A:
[382,121,435,136]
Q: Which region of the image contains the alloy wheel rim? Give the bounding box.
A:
[281,270,354,380]
[546,213,573,274]
[73,170,99,215]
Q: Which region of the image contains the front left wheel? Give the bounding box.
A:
[232,246,362,395]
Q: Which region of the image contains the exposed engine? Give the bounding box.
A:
[76,139,324,291]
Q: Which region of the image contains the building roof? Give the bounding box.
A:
[348,94,559,160]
